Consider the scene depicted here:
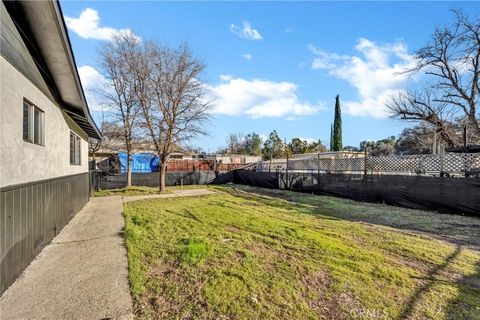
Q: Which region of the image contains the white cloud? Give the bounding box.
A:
[65,8,139,41]
[309,44,350,69]
[78,65,110,112]
[309,38,416,118]
[219,74,233,82]
[229,21,263,40]
[284,28,295,34]
[208,76,324,118]
[241,53,253,60]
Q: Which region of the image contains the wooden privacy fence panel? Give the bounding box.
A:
[258,153,480,176]
[164,161,246,172]
[166,160,214,171]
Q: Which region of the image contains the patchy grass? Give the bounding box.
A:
[124,185,480,320]
[228,184,480,250]
[93,185,207,197]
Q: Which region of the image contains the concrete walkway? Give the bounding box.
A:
[123,188,215,203]
[0,196,133,320]
[0,189,215,320]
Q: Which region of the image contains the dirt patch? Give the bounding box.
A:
[136,261,209,319]
[247,244,281,259]
[301,270,356,320]
[226,225,240,233]
[244,201,261,207]
[234,251,246,261]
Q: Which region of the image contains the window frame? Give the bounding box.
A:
[23,99,44,146]
[70,131,82,166]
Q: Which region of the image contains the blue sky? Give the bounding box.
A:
[61,1,479,152]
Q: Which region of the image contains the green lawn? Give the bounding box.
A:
[124,185,480,320]
[93,185,207,197]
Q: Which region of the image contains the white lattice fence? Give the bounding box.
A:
[366,153,480,174]
[366,155,440,172]
[287,157,364,172]
[258,153,480,175]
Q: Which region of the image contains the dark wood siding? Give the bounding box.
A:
[0,173,89,294]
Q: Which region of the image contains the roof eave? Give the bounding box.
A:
[52,1,102,140]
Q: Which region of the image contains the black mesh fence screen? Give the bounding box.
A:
[211,170,279,189]
[211,169,480,217]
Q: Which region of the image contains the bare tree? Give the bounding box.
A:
[89,121,125,159]
[134,43,211,192]
[226,133,245,154]
[395,124,438,155]
[89,138,102,161]
[88,108,114,159]
[388,10,480,146]
[387,90,460,146]
[99,33,141,186]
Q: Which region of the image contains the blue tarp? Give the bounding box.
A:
[118,152,159,173]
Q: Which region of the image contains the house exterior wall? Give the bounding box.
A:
[0,56,91,294]
[0,55,88,188]
[0,2,92,294]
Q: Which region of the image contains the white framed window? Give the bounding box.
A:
[23,99,44,145]
[70,132,81,165]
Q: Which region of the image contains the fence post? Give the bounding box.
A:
[317,152,320,189]
[286,152,289,190]
[439,152,444,177]
[364,147,368,176]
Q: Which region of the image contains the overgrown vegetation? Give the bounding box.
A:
[124,186,480,319]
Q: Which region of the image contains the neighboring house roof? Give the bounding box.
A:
[3,0,101,139]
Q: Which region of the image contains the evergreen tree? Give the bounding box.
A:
[262,130,284,161]
[244,132,263,156]
[332,95,343,151]
[329,123,334,151]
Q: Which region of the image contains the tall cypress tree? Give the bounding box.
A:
[329,123,334,151]
[332,95,342,151]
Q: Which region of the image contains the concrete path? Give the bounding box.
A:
[123,188,215,203]
[0,188,215,320]
[0,196,133,320]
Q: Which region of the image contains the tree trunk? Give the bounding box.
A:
[159,162,167,192]
[126,152,132,187]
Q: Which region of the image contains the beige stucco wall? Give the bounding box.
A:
[0,55,89,188]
